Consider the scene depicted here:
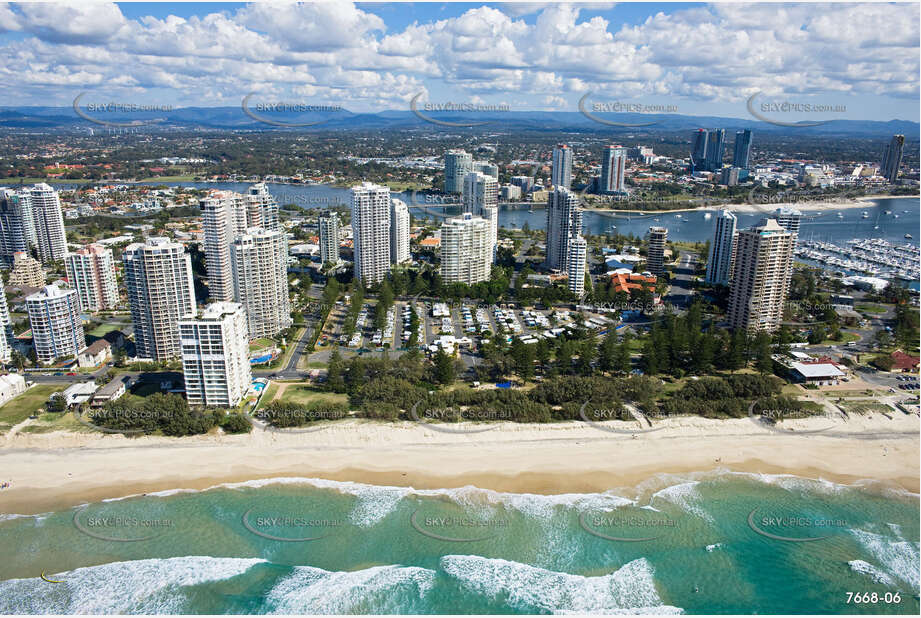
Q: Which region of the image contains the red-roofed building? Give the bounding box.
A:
[890,350,920,373]
[610,272,657,295]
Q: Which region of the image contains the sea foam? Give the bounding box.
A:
[0,556,265,614]
[440,554,683,614]
[263,564,435,614]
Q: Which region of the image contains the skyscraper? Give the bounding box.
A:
[0,188,36,265]
[25,284,86,364]
[881,134,905,183]
[463,171,499,258]
[245,182,280,231]
[200,194,238,302]
[318,212,341,265]
[551,144,573,190]
[567,235,587,297]
[600,145,628,193]
[705,210,737,286]
[732,129,753,169]
[123,238,196,361]
[0,287,13,362]
[30,183,67,263]
[200,184,280,303]
[350,182,392,286]
[646,227,668,277]
[231,228,292,339]
[440,214,491,285]
[773,206,802,241]
[691,129,709,172]
[727,218,794,332]
[65,243,120,312]
[444,150,473,194]
[390,199,411,264]
[180,302,251,408]
[544,187,582,271]
[705,129,725,173]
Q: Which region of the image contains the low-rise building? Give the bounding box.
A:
[78,339,112,368]
[0,373,26,406]
[91,375,130,408]
[789,361,846,386]
[61,382,98,407]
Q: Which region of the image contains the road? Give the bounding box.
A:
[664,252,698,309]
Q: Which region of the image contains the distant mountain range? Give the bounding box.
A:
[0,106,917,137]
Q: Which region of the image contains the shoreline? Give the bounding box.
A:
[0,414,917,515]
[576,194,919,215]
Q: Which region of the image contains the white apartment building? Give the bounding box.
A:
[545,187,582,271]
[351,182,391,286]
[180,302,251,407]
[245,182,280,232]
[65,243,120,312]
[600,145,628,193]
[773,206,802,240]
[567,235,587,297]
[318,212,341,265]
[444,149,473,193]
[200,194,238,302]
[0,188,37,264]
[728,218,794,332]
[0,287,13,362]
[30,183,68,263]
[646,226,668,277]
[463,172,498,259]
[25,284,86,364]
[705,210,737,286]
[123,238,196,361]
[201,184,280,303]
[390,199,411,264]
[551,144,573,190]
[231,228,292,339]
[440,213,491,285]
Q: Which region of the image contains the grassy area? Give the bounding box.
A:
[822,389,886,398]
[277,385,348,407]
[821,332,860,345]
[249,338,275,353]
[86,322,121,338]
[855,303,888,314]
[135,175,196,182]
[837,401,893,415]
[0,384,64,431]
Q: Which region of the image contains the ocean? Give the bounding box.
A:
[1,473,918,614]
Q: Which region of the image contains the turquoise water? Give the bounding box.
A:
[0,473,918,614]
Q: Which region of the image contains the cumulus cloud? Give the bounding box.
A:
[0,1,915,112]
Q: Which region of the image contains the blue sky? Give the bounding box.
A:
[0,2,917,121]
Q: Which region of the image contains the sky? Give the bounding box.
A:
[0,1,918,121]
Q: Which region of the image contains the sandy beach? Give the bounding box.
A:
[0,412,917,515]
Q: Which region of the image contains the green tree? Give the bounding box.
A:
[432,348,456,385]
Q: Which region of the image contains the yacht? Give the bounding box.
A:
[861,211,869,218]
[836,212,844,218]
[906,234,913,239]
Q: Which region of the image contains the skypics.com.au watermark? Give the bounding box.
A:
[579,92,677,127]
[241,94,345,127]
[746,91,846,128]
[579,401,665,435]
[73,93,173,128]
[747,508,848,542]
[409,508,509,543]
[72,506,175,542]
[409,402,514,434]
[241,507,346,542]
[579,508,678,542]
[410,93,509,128]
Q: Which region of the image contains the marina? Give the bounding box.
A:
[795,237,920,281]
